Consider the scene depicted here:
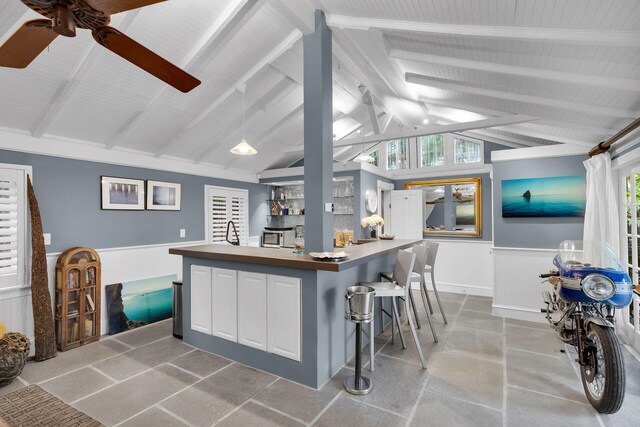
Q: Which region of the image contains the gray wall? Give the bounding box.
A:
[0,149,268,252]
[492,155,587,249]
[394,173,493,242]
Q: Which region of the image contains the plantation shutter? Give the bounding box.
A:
[0,168,25,289]
[206,186,249,246]
[229,190,248,246]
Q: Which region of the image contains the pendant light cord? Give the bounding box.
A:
[242,89,246,140]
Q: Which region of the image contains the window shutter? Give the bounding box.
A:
[209,190,229,244]
[229,190,248,246]
[0,177,19,288]
[206,187,249,246]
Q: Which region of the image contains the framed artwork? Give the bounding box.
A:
[501,175,586,218]
[146,180,181,211]
[101,176,145,210]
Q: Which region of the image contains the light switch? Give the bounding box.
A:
[43,233,51,245]
[324,203,333,213]
[179,229,186,238]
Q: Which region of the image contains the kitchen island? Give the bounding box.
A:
[169,239,420,388]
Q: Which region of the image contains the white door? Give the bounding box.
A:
[205,186,249,246]
[0,167,26,290]
[190,265,212,334]
[267,275,301,361]
[389,190,423,239]
[237,271,267,350]
[211,268,238,342]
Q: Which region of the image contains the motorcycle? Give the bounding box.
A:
[540,240,633,414]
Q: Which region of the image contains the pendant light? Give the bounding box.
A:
[354,108,374,163]
[231,85,257,156]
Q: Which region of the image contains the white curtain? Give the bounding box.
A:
[582,153,620,265]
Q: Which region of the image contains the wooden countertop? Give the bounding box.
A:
[169,239,421,272]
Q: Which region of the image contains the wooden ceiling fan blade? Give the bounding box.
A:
[93,27,200,93]
[0,20,57,69]
[84,0,167,16]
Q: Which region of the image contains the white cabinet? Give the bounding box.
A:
[267,275,301,361]
[211,268,238,342]
[189,266,301,361]
[237,272,267,351]
[190,265,212,335]
[389,190,423,239]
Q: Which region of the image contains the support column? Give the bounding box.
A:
[303,10,333,252]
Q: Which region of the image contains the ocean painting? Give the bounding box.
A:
[502,176,586,218]
[455,204,475,225]
[106,274,176,335]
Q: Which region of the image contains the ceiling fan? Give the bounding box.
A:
[0,0,201,93]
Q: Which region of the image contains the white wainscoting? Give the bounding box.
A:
[421,240,494,297]
[2,240,204,345]
[492,247,556,323]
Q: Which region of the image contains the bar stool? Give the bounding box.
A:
[380,243,439,343]
[361,250,427,371]
[424,242,447,324]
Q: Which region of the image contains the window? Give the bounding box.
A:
[620,165,640,354]
[370,150,379,167]
[386,139,409,170]
[205,186,249,246]
[419,134,445,167]
[0,166,28,291]
[454,138,482,164]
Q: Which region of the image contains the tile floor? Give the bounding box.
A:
[3,291,640,426]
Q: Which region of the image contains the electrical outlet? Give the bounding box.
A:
[324,203,333,213]
[180,229,186,238]
[43,233,51,245]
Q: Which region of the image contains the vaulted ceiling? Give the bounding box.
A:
[1,0,638,175]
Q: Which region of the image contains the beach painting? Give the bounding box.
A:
[106,274,176,335]
[502,175,586,218]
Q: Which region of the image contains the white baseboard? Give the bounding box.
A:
[492,303,547,323]
[411,281,493,297]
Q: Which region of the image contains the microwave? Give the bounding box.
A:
[262,229,295,248]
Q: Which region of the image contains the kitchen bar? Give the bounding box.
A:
[169,239,420,388]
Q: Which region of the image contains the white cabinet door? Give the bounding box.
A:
[211,268,238,342]
[190,265,212,334]
[237,271,267,350]
[267,275,301,361]
[389,190,423,240]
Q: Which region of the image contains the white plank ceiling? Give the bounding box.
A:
[0,0,638,174]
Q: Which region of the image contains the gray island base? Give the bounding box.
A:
[169,239,420,388]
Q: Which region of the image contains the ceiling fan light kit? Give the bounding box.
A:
[0,0,201,93]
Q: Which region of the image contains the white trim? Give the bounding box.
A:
[491,144,586,162]
[45,240,206,259]
[612,142,640,170]
[492,304,547,323]
[432,281,493,297]
[393,163,492,180]
[258,161,393,181]
[491,246,557,253]
[0,127,258,183]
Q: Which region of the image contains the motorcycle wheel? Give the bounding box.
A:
[580,324,625,413]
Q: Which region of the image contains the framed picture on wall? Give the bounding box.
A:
[146,180,181,211]
[101,176,145,210]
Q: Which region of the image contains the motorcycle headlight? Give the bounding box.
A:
[581,274,615,300]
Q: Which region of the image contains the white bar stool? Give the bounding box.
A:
[424,242,447,324]
[361,249,427,371]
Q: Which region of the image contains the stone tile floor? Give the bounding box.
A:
[2,291,640,426]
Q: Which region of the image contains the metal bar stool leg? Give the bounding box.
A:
[430,270,448,324]
[404,291,427,369]
[391,297,406,349]
[408,289,421,329]
[422,273,434,314]
[419,277,438,343]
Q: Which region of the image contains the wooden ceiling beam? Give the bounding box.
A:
[390,49,640,92]
[326,14,640,46]
[333,114,537,148]
[406,72,636,119]
[105,0,264,149]
[153,29,302,157]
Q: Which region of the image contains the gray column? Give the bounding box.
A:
[303,10,333,252]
